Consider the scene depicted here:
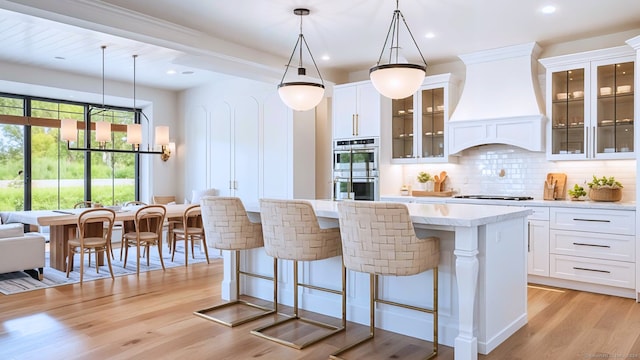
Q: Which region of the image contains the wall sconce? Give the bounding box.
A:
[162,141,175,161]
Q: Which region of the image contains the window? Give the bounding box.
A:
[0,94,139,211]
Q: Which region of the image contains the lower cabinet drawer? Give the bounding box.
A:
[550,229,635,262]
[550,254,635,289]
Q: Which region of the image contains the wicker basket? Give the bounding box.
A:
[589,188,622,202]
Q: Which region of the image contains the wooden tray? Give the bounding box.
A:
[411,190,453,197]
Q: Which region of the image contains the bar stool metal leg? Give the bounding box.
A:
[330,268,438,360]
[194,251,277,327]
[250,259,347,349]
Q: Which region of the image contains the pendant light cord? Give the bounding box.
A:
[376,0,427,67]
[279,8,324,86]
[101,45,106,109]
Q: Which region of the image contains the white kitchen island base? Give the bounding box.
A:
[221,200,530,360]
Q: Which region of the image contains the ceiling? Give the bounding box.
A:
[0,0,639,91]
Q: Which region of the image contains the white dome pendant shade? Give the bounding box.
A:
[278,81,325,111]
[370,0,428,99]
[370,63,426,99]
[278,8,325,112]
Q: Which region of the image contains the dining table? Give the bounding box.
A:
[2,204,192,272]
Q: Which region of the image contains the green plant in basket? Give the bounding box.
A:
[567,184,587,199]
[587,175,623,189]
[417,171,432,183]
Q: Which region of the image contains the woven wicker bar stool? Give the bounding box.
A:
[332,201,440,360]
[194,196,277,327]
[251,198,346,349]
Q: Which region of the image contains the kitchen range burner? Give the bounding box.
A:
[454,195,534,201]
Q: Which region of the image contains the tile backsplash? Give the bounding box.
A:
[403,144,636,201]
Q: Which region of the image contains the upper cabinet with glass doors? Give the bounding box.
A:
[390,73,457,164]
[540,46,635,160]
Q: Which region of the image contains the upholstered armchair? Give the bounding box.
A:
[0,223,46,280]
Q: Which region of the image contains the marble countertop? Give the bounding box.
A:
[246,199,532,228]
[381,195,636,211]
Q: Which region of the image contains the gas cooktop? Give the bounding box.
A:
[454,195,534,201]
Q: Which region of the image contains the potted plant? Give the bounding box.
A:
[587,175,623,202]
[567,184,587,201]
[416,171,433,191]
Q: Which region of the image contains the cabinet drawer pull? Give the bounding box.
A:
[572,218,611,223]
[573,266,610,274]
[572,242,611,248]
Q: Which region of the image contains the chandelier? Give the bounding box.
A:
[60,46,172,160]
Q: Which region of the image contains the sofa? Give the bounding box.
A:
[0,223,46,280]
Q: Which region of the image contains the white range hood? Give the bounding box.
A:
[448,42,546,154]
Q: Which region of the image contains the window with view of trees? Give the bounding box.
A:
[0,94,138,211]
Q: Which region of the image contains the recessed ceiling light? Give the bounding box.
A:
[181,71,194,75]
[166,69,177,75]
[541,5,556,14]
[321,54,330,61]
[425,32,435,39]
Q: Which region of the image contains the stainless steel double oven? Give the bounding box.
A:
[333,137,379,201]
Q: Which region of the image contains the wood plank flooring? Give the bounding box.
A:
[1,259,640,359]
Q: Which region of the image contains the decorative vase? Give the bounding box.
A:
[426,180,435,192]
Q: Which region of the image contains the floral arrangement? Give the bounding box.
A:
[587,175,623,189]
[567,184,587,199]
[417,171,432,183]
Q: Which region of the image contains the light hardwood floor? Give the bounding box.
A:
[1,259,640,359]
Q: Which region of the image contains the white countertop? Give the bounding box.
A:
[381,195,636,211]
[246,199,532,228]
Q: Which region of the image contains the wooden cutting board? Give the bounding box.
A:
[544,173,567,200]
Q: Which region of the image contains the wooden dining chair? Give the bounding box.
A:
[171,204,209,266]
[152,195,180,252]
[122,205,167,274]
[65,208,116,284]
[119,201,148,261]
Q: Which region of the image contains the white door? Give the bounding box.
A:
[263,93,291,199]
[355,83,381,137]
[528,219,550,276]
[210,101,233,197]
[232,97,260,204]
[332,85,357,139]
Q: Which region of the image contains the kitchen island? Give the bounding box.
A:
[232,200,531,360]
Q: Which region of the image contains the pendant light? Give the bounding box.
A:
[94,45,111,148]
[127,54,143,151]
[278,8,325,111]
[61,46,170,159]
[370,0,427,99]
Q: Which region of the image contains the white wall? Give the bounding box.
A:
[0,60,179,204]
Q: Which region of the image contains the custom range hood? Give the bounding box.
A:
[448,42,546,154]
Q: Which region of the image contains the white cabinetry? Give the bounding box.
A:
[540,46,635,160]
[549,207,636,292]
[333,81,381,139]
[390,74,456,164]
[184,80,315,205]
[209,100,259,202]
[528,207,550,277]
